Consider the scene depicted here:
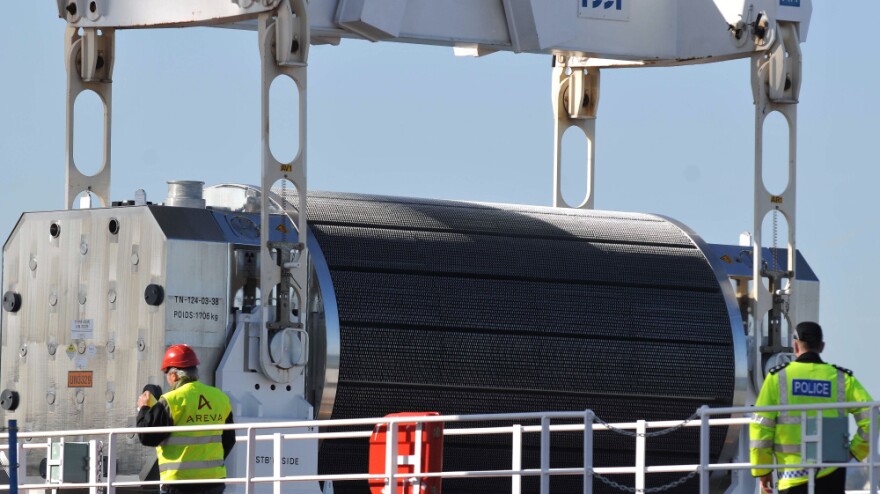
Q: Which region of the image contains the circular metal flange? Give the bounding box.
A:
[659,213,750,465]
[269,328,303,369]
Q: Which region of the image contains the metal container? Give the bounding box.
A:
[1,205,230,477]
[1,188,747,493]
[300,191,747,494]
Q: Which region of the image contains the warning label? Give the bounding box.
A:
[71,319,94,340]
[68,371,93,388]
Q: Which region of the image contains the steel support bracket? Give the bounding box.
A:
[266,241,305,332]
[275,0,310,66]
[258,1,310,384]
[749,21,801,391]
[59,0,281,28]
[552,56,599,209]
[64,26,114,209]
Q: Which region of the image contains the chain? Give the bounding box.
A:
[586,411,702,492]
[592,410,701,438]
[97,440,105,486]
[84,440,106,493]
[592,469,699,493]
[279,180,289,243]
[771,207,779,272]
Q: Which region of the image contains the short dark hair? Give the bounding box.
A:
[793,321,823,349]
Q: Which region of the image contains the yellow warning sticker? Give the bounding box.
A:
[720,255,733,264]
[770,196,783,204]
[276,224,288,234]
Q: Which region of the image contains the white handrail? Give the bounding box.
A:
[0,401,878,493]
[697,402,880,494]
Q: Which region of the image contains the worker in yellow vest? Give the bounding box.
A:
[750,322,873,494]
[137,344,235,494]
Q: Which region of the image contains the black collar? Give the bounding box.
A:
[795,352,824,364]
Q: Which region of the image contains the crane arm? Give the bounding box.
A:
[59,0,811,65]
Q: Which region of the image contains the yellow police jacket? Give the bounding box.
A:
[750,353,873,491]
[156,381,233,481]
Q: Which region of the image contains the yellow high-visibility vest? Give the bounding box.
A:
[750,359,872,491]
[156,381,232,481]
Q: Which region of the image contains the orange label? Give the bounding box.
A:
[68,371,93,388]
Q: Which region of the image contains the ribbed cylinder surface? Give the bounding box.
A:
[307,192,742,494]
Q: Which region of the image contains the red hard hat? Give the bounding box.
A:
[161,344,200,371]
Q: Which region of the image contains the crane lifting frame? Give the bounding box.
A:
[58,0,813,392]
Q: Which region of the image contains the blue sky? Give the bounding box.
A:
[2,3,878,394]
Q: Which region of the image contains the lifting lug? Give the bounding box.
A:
[552,55,599,209]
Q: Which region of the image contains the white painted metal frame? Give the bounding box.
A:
[749,21,803,391]
[56,0,279,28]
[60,0,312,385]
[61,1,812,64]
[552,57,599,209]
[64,26,114,208]
[2,402,877,494]
[544,16,813,409]
[58,1,813,388]
[258,0,311,384]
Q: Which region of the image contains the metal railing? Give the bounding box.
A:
[0,401,877,494]
[699,402,880,494]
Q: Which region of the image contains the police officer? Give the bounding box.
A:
[750,322,873,494]
[137,344,235,494]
